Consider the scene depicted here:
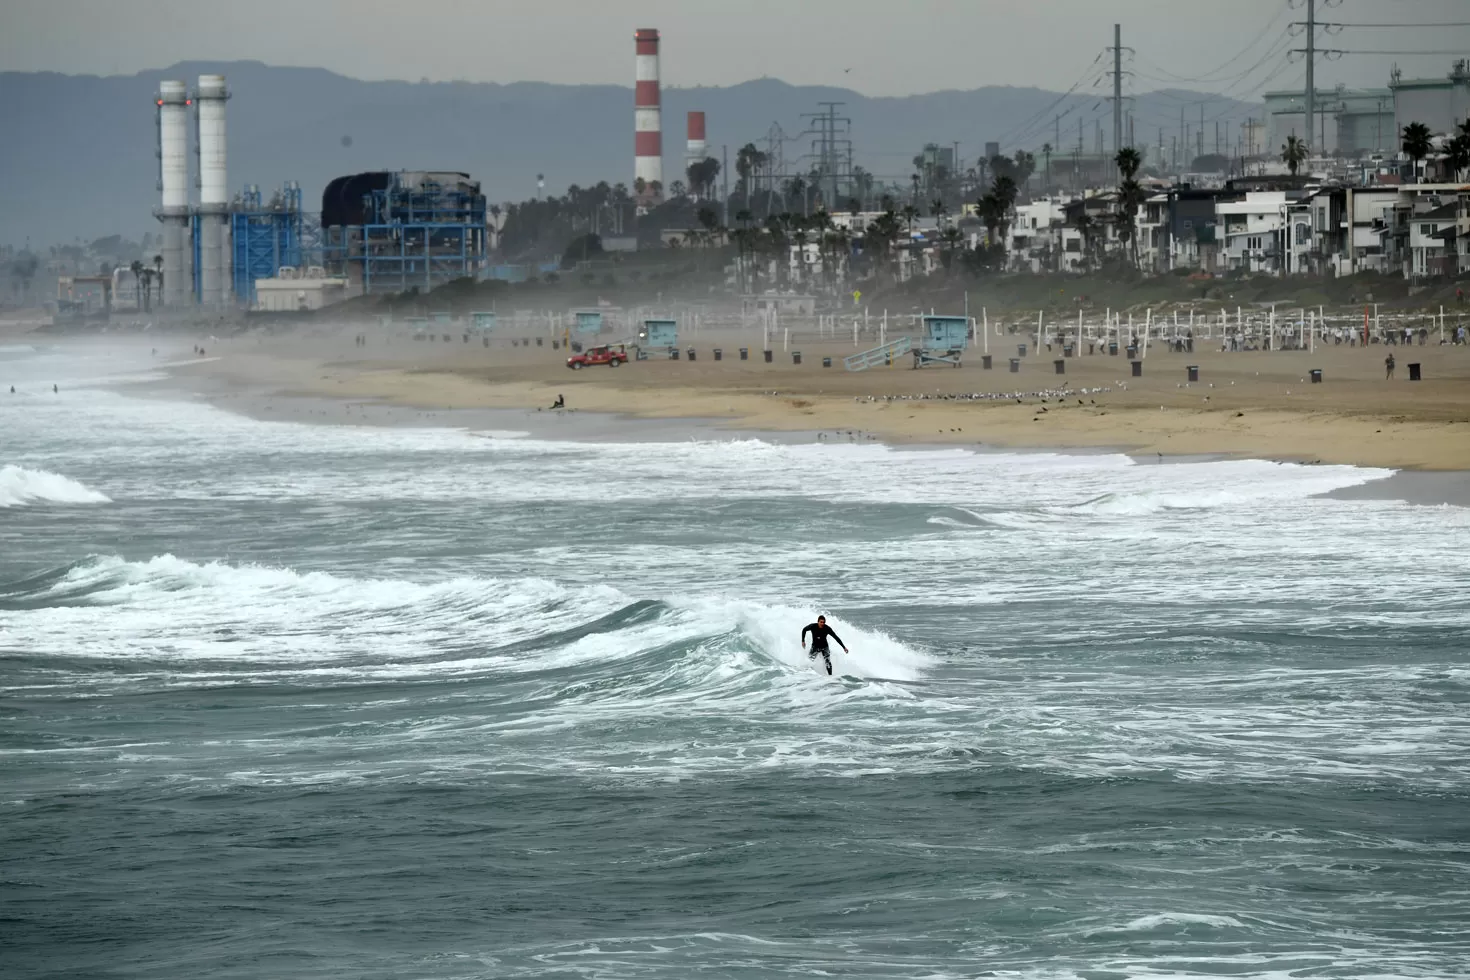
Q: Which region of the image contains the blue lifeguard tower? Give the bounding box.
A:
[914,315,969,368]
[575,311,604,335]
[639,318,678,350]
[469,311,498,333]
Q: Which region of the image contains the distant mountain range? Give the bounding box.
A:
[0,61,1262,246]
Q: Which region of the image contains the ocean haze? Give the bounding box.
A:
[0,61,1260,246]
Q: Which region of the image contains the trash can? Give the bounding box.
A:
[1009,357,1021,373]
[670,348,680,360]
[1187,365,1199,382]
[443,334,452,342]
[763,349,773,363]
[1018,344,1028,357]
[463,334,470,343]
[822,356,832,368]
[1131,359,1143,377]
[1064,345,1074,357]
[1054,359,1066,375]
[1408,362,1421,381]
[739,347,749,361]
[687,348,696,361]
[982,354,993,370]
[1088,343,1096,355]
[551,340,559,350]
[713,348,723,361]
[1309,368,1322,383]
[793,351,802,365]
[535,337,543,347]
[1109,342,1119,356]
[1126,345,1138,359]
[482,337,489,347]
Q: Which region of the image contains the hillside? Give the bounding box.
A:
[0,61,1261,245]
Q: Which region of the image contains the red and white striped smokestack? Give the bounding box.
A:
[686,111,707,171]
[634,28,663,196]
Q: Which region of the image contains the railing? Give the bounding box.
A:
[844,336,912,372]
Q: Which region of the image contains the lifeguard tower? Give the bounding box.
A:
[575,311,604,335]
[638,318,678,351]
[469,311,498,333]
[913,314,969,368]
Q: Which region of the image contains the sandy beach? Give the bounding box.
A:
[138,316,1470,472]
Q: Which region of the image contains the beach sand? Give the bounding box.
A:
[152,320,1470,472]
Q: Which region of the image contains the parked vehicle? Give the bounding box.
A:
[566,345,628,369]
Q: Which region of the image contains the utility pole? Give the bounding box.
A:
[1305,0,1315,153]
[1113,23,1123,163]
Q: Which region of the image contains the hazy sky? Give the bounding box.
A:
[5,0,1467,97]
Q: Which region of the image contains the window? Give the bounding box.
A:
[1065,239,1081,253]
[1247,235,1263,251]
[1296,224,1311,246]
[1421,223,1433,235]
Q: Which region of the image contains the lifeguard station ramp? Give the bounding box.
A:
[844,336,912,371]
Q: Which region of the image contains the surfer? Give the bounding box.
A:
[801,615,848,675]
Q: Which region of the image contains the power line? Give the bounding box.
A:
[1317,48,1470,56]
[1320,21,1470,28]
[990,52,1107,150]
[1127,3,1293,85]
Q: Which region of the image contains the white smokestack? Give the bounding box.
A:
[155,80,191,307]
[195,73,229,308]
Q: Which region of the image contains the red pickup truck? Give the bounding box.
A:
[566,345,628,369]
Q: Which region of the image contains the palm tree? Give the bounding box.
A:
[1447,120,1470,181]
[1401,121,1434,182]
[1118,179,1145,270]
[1042,142,1053,191]
[129,259,144,310]
[152,253,163,302]
[1281,135,1308,176]
[900,204,920,241]
[931,198,948,228]
[1115,147,1142,182]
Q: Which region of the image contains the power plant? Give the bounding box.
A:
[143,25,694,311]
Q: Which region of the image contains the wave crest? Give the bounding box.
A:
[0,465,110,508]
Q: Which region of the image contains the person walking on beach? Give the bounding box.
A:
[801,615,849,676]
[1385,352,1395,380]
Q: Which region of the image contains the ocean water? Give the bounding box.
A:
[3,343,1469,979]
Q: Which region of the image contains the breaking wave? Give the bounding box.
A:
[0,465,111,508]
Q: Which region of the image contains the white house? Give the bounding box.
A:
[1216,192,1290,273]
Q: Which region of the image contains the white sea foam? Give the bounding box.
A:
[0,465,110,508]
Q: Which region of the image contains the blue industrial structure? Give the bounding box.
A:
[322,171,488,295]
[228,182,313,304]
[188,181,321,305]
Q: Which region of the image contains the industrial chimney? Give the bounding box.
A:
[195,74,229,307]
[685,111,707,193]
[155,80,191,307]
[634,28,662,200]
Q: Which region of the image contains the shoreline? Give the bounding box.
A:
[118,343,1470,509]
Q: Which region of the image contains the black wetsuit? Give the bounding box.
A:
[802,623,845,675]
